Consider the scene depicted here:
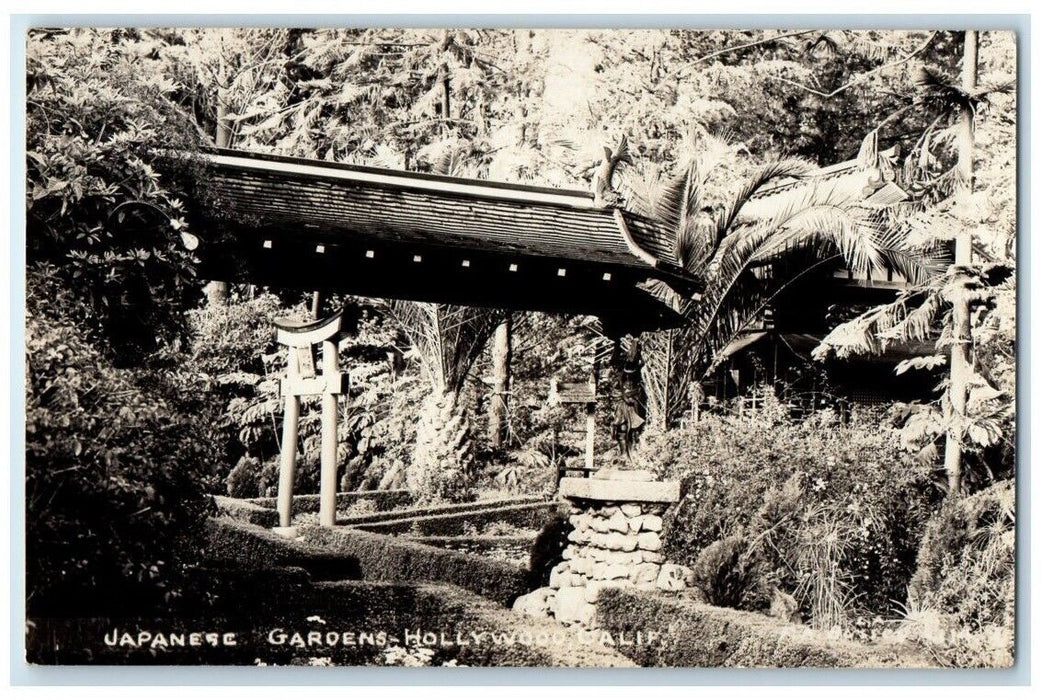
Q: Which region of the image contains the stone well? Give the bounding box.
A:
[513,469,692,628]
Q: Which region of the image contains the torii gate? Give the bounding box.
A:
[182,146,899,529]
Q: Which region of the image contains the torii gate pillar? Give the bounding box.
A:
[272,311,349,531]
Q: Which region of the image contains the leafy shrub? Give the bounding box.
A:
[187,293,284,378]
[528,510,570,587]
[226,455,269,499]
[908,479,1015,632]
[25,272,215,615]
[643,412,939,623]
[689,535,767,609]
[27,30,206,364]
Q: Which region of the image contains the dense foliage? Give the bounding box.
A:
[814,31,1017,493]
[26,29,206,363]
[25,270,215,615]
[908,479,1014,632]
[643,396,940,625]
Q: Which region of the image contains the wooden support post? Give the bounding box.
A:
[943,29,978,498]
[273,309,349,531]
[277,353,301,529]
[489,316,512,449]
[584,400,596,473]
[319,339,340,527]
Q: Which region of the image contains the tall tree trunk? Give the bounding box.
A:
[488,316,513,448]
[384,301,505,503]
[411,390,475,503]
[205,37,232,307]
[943,29,978,497]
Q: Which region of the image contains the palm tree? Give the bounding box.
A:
[623,138,937,429]
[382,301,508,503]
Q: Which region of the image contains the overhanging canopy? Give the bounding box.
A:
[189,148,700,333]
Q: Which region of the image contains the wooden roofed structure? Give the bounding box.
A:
[191,148,702,334]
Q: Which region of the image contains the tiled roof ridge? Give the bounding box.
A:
[204,147,597,209]
[749,147,899,200]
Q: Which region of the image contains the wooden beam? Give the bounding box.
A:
[319,339,340,527]
[277,353,301,529]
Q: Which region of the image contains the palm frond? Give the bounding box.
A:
[713,159,816,246]
[383,301,506,393]
[813,288,945,360]
[913,65,976,115]
[651,163,701,236]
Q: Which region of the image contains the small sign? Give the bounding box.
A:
[555,381,597,404]
[295,346,317,379]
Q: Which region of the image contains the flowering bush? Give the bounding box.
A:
[27,30,206,364]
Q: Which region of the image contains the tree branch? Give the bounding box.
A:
[764,31,939,99]
[679,30,816,73]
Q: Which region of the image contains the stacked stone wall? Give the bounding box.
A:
[514,476,691,629]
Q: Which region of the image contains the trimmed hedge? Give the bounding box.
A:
[247,489,414,516]
[594,588,936,668]
[213,495,278,528]
[301,524,534,606]
[353,501,557,536]
[206,518,535,606]
[203,518,362,580]
[28,578,633,667]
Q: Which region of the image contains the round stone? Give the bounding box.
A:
[627,514,645,533]
[570,556,592,575]
[655,563,689,591]
[640,550,666,564]
[631,561,661,584]
[585,580,626,603]
[549,562,571,589]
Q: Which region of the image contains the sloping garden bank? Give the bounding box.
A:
[204,509,948,667]
[206,517,534,606]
